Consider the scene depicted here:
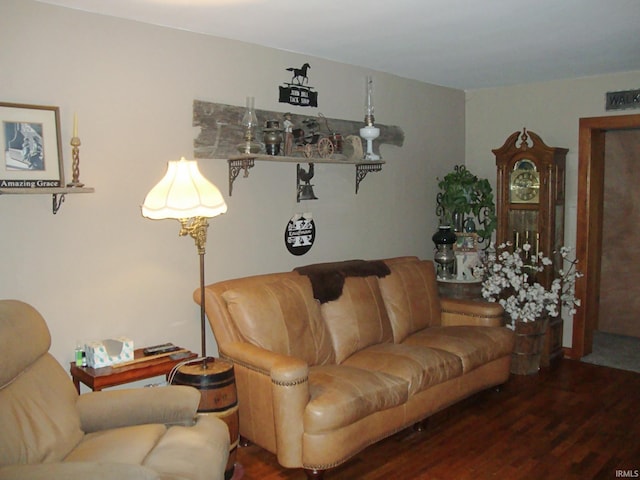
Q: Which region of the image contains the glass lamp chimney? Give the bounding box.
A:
[241,96,258,130]
[365,75,375,126]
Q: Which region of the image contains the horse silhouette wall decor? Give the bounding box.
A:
[279,62,318,107]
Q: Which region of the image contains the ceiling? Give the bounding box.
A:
[37,0,640,90]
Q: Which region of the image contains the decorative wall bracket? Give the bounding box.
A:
[228,157,255,196]
[53,192,65,214]
[355,163,383,194]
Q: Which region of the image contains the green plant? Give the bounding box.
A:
[436,165,497,241]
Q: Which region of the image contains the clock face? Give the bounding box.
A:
[510,169,540,203]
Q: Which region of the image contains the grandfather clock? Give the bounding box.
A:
[493,128,568,367]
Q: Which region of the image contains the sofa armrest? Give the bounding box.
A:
[220,341,309,468]
[76,385,200,433]
[440,297,505,327]
[221,341,309,379]
[0,462,159,480]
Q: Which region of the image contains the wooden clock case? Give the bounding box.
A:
[493,128,568,367]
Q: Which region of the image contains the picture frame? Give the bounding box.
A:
[454,232,478,252]
[455,250,482,281]
[0,102,64,188]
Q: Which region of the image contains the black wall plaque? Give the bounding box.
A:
[285,213,315,255]
[279,63,318,108]
[606,89,640,111]
[279,85,318,107]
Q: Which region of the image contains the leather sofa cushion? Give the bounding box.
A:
[222,277,335,366]
[378,258,442,342]
[304,365,408,434]
[342,343,463,396]
[403,325,515,372]
[320,276,393,364]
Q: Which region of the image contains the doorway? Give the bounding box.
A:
[570,113,640,359]
[599,129,640,338]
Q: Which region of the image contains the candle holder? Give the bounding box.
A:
[67,135,84,188]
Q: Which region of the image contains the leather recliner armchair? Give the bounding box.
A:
[0,300,230,480]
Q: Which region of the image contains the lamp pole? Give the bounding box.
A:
[179,217,210,368]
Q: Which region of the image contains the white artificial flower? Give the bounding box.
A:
[480,242,581,327]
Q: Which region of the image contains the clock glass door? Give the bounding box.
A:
[508,210,539,253]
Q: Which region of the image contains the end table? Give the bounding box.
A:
[69,347,197,393]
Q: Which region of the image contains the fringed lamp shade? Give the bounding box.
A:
[142,157,227,220]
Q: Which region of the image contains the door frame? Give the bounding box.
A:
[569,113,640,358]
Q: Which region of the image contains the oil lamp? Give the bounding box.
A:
[359,75,380,161]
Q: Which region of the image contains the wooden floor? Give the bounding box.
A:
[235,359,640,480]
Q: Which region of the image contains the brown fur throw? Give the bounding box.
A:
[294,260,391,304]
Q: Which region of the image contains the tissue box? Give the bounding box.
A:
[85,337,134,368]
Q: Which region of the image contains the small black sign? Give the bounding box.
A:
[285,213,315,256]
[279,63,318,108]
[606,89,640,111]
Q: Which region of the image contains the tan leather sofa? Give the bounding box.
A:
[197,257,515,479]
[0,300,230,480]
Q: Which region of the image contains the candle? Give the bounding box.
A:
[73,113,78,138]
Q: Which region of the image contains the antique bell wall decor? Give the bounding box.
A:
[296,163,318,202]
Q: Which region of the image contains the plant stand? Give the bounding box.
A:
[511,318,549,375]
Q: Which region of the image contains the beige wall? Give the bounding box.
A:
[0,0,464,376]
[465,69,640,347]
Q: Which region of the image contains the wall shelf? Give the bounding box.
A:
[0,186,95,214]
[226,154,384,196]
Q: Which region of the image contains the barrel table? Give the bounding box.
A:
[172,358,239,480]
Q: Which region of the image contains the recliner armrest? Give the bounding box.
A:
[0,462,159,480]
[440,297,505,327]
[76,385,200,433]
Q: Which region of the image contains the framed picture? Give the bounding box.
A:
[455,250,482,281]
[454,232,478,252]
[0,102,64,188]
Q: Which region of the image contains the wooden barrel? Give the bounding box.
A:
[437,279,483,300]
[172,358,238,480]
[511,318,549,375]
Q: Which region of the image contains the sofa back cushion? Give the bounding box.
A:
[222,277,335,366]
[378,258,442,343]
[320,276,393,363]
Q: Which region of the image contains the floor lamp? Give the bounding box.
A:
[141,157,227,368]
